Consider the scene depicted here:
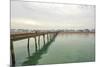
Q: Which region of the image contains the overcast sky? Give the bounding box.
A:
[11,1,95,30]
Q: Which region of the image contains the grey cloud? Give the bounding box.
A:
[11,1,95,30]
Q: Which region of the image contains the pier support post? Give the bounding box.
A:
[50,34,52,40]
[48,34,50,41]
[38,36,40,50]
[27,38,30,57]
[10,40,15,66]
[43,34,45,45]
[34,37,38,52]
[47,34,49,42]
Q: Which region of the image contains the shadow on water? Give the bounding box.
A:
[22,34,58,66]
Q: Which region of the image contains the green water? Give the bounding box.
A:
[13,33,95,66]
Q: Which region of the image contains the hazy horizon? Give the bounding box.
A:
[11,1,95,30]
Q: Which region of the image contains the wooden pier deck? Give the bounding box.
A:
[11,31,59,41]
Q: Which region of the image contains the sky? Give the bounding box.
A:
[11,0,95,30]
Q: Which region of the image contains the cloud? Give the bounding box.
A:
[11,1,95,30]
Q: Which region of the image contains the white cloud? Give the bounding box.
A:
[11,1,95,30]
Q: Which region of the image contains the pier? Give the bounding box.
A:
[10,31,59,66]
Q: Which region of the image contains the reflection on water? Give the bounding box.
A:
[22,34,57,66]
[13,33,95,66]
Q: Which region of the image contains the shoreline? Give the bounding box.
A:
[59,32,95,34]
[59,32,95,33]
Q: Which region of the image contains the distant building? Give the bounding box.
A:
[83,29,90,32]
[91,29,95,32]
[77,30,84,32]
